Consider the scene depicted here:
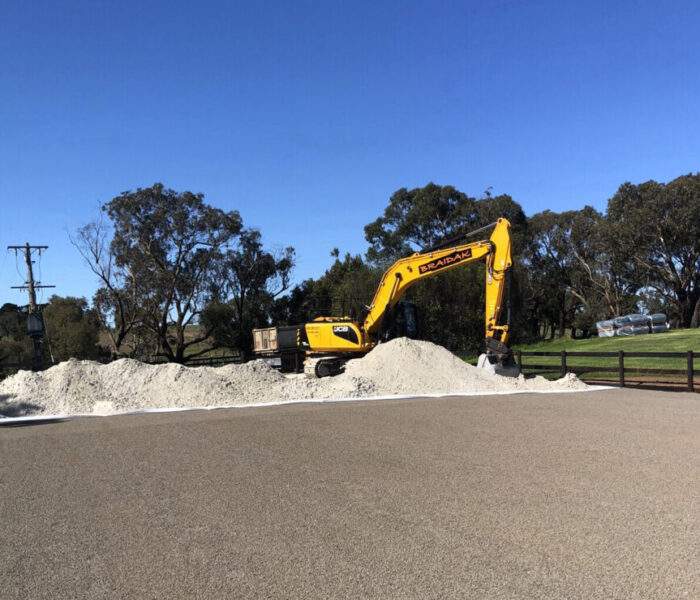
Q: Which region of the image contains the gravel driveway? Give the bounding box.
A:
[1,388,698,599]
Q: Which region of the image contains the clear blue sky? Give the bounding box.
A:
[1,0,699,306]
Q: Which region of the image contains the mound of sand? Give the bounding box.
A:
[0,338,587,418]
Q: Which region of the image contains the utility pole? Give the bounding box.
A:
[7,243,56,369]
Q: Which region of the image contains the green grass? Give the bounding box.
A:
[511,329,700,379]
[514,328,700,353]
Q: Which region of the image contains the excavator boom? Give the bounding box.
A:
[363,218,513,347]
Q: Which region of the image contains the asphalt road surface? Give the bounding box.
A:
[1,389,698,599]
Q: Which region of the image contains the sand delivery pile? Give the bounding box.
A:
[0,338,587,418]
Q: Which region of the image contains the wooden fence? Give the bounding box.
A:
[4,350,699,393]
[516,350,698,392]
[140,354,244,367]
[0,354,244,379]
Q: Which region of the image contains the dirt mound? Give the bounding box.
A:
[344,338,586,395]
[0,339,588,418]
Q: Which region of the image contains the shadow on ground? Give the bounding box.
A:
[0,393,44,419]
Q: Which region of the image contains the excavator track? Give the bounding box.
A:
[304,356,346,378]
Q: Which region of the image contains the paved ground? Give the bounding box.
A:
[1,389,698,599]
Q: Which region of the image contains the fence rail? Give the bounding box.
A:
[516,350,697,392]
[3,350,698,393]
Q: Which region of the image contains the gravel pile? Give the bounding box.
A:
[0,338,588,418]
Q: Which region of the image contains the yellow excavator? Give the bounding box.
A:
[253,217,519,377]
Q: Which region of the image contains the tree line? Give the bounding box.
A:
[1,174,698,365]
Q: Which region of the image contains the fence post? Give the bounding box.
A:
[561,350,567,378]
[688,351,695,393]
[618,350,625,387]
[516,350,522,372]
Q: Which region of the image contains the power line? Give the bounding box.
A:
[14,252,24,282]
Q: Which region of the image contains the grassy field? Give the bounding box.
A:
[511,329,700,381]
[514,328,700,353]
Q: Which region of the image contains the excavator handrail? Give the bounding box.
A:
[420,220,499,253]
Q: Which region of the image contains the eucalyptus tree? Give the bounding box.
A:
[606,174,700,327]
[102,183,243,362]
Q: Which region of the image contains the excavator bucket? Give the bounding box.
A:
[478,337,520,377]
[476,352,521,377]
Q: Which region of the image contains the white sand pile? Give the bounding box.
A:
[0,338,588,418]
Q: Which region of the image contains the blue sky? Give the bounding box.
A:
[1,0,699,305]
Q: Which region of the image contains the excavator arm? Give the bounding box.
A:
[363,218,513,346]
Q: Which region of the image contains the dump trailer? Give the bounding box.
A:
[252,326,306,372]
